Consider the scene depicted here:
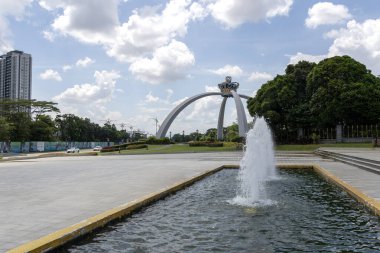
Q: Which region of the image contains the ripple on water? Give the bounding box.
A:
[63,169,380,253]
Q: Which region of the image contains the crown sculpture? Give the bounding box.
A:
[218,76,239,97]
[156,76,250,140]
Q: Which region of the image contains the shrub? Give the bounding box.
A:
[100,141,146,152]
[127,144,148,150]
[146,136,171,144]
[188,141,224,147]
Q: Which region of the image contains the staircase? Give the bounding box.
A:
[315,149,380,175]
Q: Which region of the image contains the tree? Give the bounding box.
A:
[0,99,59,117]
[30,115,57,141]
[203,128,217,141]
[247,55,380,141]
[0,99,60,142]
[0,116,12,141]
[248,60,316,134]
[307,56,380,126]
[225,123,239,141]
[8,112,31,142]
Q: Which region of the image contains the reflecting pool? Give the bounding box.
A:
[61,169,380,252]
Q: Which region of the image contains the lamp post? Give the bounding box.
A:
[196,129,199,141]
[150,117,159,136]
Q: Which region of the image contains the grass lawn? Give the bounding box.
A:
[97,142,374,155]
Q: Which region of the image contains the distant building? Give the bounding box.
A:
[0,50,32,100]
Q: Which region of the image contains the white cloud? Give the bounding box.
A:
[0,0,33,53]
[40,69,62,82]
[305,2,352,29]
[166,89,174,100]
[207,0,293,28]
[76,57,95,67]
[326,19,380,74]
[172,96,189,107]
[62,64,72,72]
[42,30,55,42]
[41,1,205,83]
[129,40,195,84]
[145,92,160,103]
[39,0,119,44]
[186,93,221,121]
[248,72,273,82]
[53,70,120,104]
[288,52,326,64]
[205,85,220,93]
[106,0,206,62]
[288,18,380,74]
[210,65,243,77]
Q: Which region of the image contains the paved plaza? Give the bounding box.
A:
[0,150,379,251]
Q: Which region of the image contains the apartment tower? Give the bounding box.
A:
[0,50,32,100]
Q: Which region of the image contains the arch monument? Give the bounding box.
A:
[156,76,251,140]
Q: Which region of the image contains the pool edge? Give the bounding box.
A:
[311,164,380,217]
[277,163,380,217]
[7,163,380,252]
[7,165,229,253]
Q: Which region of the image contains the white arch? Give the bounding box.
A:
[156,92,251,139]
[217,97,228,140]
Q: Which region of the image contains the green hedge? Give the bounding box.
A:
[127,144,148,150]
[146,136,171,144]
[188,141,224,147]
[100,141,146,152]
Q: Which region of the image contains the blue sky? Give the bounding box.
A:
[1,0,380,136]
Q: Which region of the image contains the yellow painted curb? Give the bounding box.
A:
[7,165,229,253]
[277,163,380,217]
[312,164,380,217]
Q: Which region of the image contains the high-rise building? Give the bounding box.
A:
[0,50,32,100]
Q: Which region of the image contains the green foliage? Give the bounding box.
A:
[146,136,171,144]
[0,99,59,116]
[30,115,56,141]
[0,116,12,141]
[127,144,148,150]
[188,141,223,147]
[8,112,31,142]
[100,141,146,152]
[307,56,380,126]
[248,56,380,141]
[55,114,129,142]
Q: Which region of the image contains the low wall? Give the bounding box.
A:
[1,141,113,153]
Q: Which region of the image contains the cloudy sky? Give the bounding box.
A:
[1,0,379,136]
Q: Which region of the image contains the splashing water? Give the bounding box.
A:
[231,117,277,207]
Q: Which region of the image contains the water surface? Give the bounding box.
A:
[62,169,380,252]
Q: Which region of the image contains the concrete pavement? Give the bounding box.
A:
[0,150,379,252]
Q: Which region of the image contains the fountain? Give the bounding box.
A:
[60,119,379,252]
[231,117,277,206]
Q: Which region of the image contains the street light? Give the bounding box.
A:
[150,117,159,136]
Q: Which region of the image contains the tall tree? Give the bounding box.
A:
[0,117,12,141]
[248,61,316,133]
[307,55,380,126]
[30,115,57,141]
[0,99,59,116]
[247,55,380,140]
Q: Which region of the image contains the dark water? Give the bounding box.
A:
[61,169,380,253]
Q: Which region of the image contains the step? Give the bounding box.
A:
[315,150,380,175]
